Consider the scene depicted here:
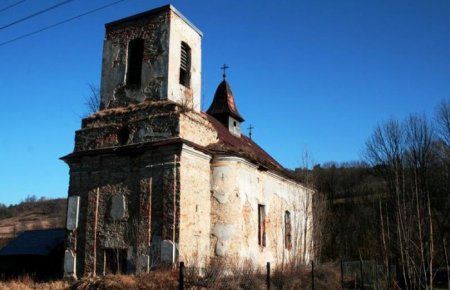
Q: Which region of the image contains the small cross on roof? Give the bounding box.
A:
[221,64,229,80]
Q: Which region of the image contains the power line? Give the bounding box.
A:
[0,0,126,47]
[0,0,27,13]
[0,0,74,30]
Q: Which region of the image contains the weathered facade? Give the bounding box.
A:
[62,5,313,279]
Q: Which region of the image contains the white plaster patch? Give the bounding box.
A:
[136,255,149,273]
[212,223,235,257]
[66,196,80,231]
[212,191,228,204]
[161,240,177,263]
[110,194,126,221]
[215,240,228,256]
[64,250,76,278]
[138,127,154,139]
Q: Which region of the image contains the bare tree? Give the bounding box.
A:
[436,100,450,147]
[434,100,450,290]
[365,118,407,288]
[85,83,100,115]
[365,115,437,290]
[293,149,328,265]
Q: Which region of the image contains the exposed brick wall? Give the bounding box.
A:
[101,10,170,108]
[76,101,180,152]
[66,143,181,276]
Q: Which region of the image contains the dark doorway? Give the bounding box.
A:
[104,248,128,274]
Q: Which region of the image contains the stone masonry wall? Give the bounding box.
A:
[75,101,180,152]
[65,144,181,277]
[101,9,170,109]
[179,111,217,146]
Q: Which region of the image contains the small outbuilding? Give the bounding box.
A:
[0,228,65,280]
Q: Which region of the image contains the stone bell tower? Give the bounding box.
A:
[100,5,202,111]
[62,5,209,279]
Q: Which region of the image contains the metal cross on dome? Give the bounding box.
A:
[221,64,229,80]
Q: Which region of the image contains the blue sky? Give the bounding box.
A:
[1,0,449,205]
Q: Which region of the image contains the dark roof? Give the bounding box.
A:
[0,229,65,256]
[206,80,244,122]
[204,113,299,181]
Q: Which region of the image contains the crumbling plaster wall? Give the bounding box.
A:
[167,11,202,111]
[66,104,218,277]
[100,10,170,109]
[75,102,179,152]
[178,145,211,266]
[75,102,216,152]
[100,8,202,112]
[65,144,181,277]
[179,111,217,146]
[210,156,313,267]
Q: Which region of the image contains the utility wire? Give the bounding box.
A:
[0,0,27,13]
[0,0,126,47]
[0,0,74,30]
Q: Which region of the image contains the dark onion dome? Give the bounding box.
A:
[206,80,244,122]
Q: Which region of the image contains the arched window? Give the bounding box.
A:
[179,42,191,87]
[126,38,144,86]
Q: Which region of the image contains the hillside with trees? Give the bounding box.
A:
[0,196,66,248]
[298,100,450,289]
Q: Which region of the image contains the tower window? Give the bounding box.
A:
[285,211,292,249]
[179,42,191,87]
[126,38,144,87]
[118,126,130,145]
[258,204,266,247]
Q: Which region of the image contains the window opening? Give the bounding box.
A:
[118,126,130,145]
[179,42,191,87]
[285,211,292,249]
[126,38,144,86]
[104,248,127,274]
[258,204,266,247]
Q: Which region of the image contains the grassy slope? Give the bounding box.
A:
[0,198,66,248]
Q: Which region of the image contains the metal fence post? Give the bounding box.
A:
[387,260,391,290]
[360,259,364,290]
[311,261,315,290]
[179,262,184,290]
[266,262,271,290]
[341,260,344,290]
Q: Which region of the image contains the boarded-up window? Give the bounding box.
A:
[126,38,144,86]
[104,248,127,274]
[258,204,266,247]
[285,211,292,249]
[179,42,191,87]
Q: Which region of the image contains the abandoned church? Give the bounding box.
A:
[62,4,314,278]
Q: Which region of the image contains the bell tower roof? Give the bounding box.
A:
[206,80,244,122]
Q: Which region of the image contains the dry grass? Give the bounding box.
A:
[0,262,343,290]
[183,259,341,290]
[0,275,69,290]
[71,269,178,290]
